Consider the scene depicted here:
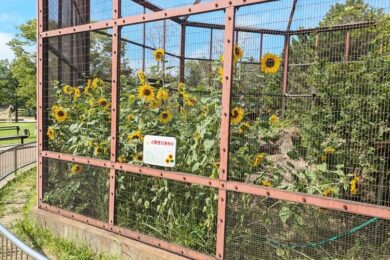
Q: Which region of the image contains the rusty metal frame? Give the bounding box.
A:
[37,0,390,259]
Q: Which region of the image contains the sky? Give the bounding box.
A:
[0,0,36,60]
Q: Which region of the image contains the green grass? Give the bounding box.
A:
[0,168,114,260]
[0,122,36,145]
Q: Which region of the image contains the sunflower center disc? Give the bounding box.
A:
[144,89,151,95]
[57,111,64,116]
[266,58,275,68]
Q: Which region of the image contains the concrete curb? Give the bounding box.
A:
[32,207,189,260]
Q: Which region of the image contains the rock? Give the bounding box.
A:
[259,139,280,154]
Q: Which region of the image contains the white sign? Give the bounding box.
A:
[143,135,176,167]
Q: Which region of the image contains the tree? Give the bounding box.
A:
[7,19,37,111]
[0,59,21,121]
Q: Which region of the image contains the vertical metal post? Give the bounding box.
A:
[142,6,146,72]
[217,6,235,259]
[208,28,213,85]
[14,146,17,174]
[345,30,350,61]
[281,34,290,118]
[37,0,46,207]
[314,33,319,60]
[162,20,166,74]
[109,0,121,226]
[259,33,263,58]
[179,24,186,83]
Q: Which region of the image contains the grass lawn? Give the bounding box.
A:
[0,168,113,260]
[0,122,37,146]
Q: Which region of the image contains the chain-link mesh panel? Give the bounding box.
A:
[228,0,390,207]
[43,30,112,160]
[115,171,217,255]
[45,0,113,31]
[42,158,109,222]
[225,191,390,259]
[117,11,224,177]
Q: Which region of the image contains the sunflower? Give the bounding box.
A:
[87,98,95,107]
[261,179,272,187]
[137,70,145,84]
[51,105,60,117]
[138,84,155,102]
[92,77,105,89]
[63,85,73,95]
[54,107,68,122]
[150,99,162,109]
[269,114,279,124]
[183,94,196,107]
[70,164,83,175]
[218,67,224,83]
[73,87,81,99]
[178,82,186,94]
[127,114,135,122]
[324,147,335,155]
[47,127,55,141]
[220,55,224,63]
[133,153,143,161]
[95,146,103,155]
[239,122,250,134]
[97,97,110,109]
[322,187,334,197]
[157,88,169,101]
[153,48,165,62]
[231,106,245,125]
[350,175,360,195]
[233,45,244,63]
[159,111,173,124]
[261,53,281,74]
[117,155,126,163]
[253,153,267,167]
[128,130,144,143]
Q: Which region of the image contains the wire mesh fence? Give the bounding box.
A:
[38,0,390,259]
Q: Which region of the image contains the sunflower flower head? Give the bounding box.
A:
[231,106,245,125]
[253,153,267,167]
[133,153,143,161]
[178,82,186,94]
[261,53,281,74]
[97,97,110,109]
[54,107,68,122]
[218,67,224,83]
[184,94,196,107]
[63,85,73,95]
[138,84,155,102]
[92,77,105,90]
[239,122,251,134]
[95,146,103,155]
[149,99,162,109]
[233,45,244,63]
[322,187,334,197]
[153,48,165,62]
[70,164,83,175]
[159,111,173,124]
[261,179,272,187]
[47,127,55,141]
[324,147,335,155]
[127,114,135,122]
[157,88,169,101]
[269,114,279,125]
[137,70,146,84]
[117,155,126,163]
[128,130,144,143]
[73,87,81,99]
[350,175,360,195]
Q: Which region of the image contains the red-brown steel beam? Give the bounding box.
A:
[216,6,236,259]
[108,0,120,227]
[40,0,277,38]
[39,150,390,221]
[345,30,351,61]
